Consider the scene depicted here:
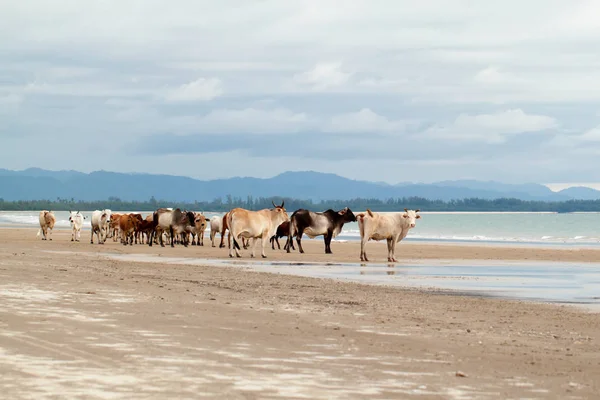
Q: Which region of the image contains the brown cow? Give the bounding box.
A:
[136,214,155,244]
[119,213,143,246]
[110,213,122,242]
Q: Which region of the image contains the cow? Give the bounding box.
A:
[68,211,85,242]
[209,215,222,247]
[189,212,208,246]
[148,208,195,247]
[219,211,249,249]
[136,215,155,245]
[90,209,112,244]
[37,210,56,240]
[227,201,288,259]
[287,207,356,254]
[109,213,122,242]
[119,213,143,246]
[269,220,295,251]
[357,208,421,262]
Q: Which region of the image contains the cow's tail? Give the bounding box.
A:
[36,229,41,237]
[232,237,241,250]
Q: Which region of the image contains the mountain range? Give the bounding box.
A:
[0,168,598,202]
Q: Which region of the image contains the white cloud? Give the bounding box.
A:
[473,67,526,85]
[293,62,353,90]
[325,108,414,134]
[576,126,600,142]
[422,109,558,143]
[164,78,222,102]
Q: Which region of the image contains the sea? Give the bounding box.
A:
[3,210,600,248]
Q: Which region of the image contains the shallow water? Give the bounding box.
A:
[77,252,600,312]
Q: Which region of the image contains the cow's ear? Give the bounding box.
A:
[339,209,346,215]
[416,215,421,219]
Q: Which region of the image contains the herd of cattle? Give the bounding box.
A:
[36,204,421,262]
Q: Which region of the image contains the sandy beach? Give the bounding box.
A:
[1,227,599,399]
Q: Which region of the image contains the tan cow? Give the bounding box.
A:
[37,210,56,241]
[357,208,421,262]
[188,212,208,246]
[227,201,288,259]
[219,211,249,249]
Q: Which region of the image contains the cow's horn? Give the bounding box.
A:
[280,200,285,208]
[404,208,408,212]
[272,200,277,208]
[415,209,420,213]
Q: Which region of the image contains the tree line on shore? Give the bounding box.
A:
[0,196,599,212]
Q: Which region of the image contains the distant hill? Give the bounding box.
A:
[557,186,600,200]
[0,168,596,202]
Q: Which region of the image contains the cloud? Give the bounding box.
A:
[176,107,311,134]
[293,62,353,90]
[164,78,222,102]
[422,109,558,143]
[473,67,527,85]
[324,108,415,134]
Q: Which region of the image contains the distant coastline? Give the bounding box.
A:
[1,196,600,212]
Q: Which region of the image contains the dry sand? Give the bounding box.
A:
[1,228,599,399]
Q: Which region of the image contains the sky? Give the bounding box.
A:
[2,0,600,186]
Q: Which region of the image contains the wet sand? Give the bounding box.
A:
[1,228,600,399]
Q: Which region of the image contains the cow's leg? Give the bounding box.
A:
[199,232,204,246]
[386,238,394,262]
[170,227,175,247]
[360,236,369,262]
[211,230,216,247]
[296,231,305,254]
[220,228,227,248]
[260,232,268,258]
[48,228,53,241]
[250,237,257,258]
[324,231,333,254]
[390,235,400,263]
[275,237,281,250]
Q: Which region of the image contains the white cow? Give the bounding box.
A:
[227,201,288,259]
[91,209,112,244]
[37,210,56,240]
[68,211,85,242]
[209,216,222,247]
[357,208,421,263]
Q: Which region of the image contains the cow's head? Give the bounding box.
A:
[194,214,207,230]
[271,201,288,222]
[403,208,421,228]
[338,207,357,222]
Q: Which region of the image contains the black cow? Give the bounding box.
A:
[286,207,356,254]
[270,220,295,251]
